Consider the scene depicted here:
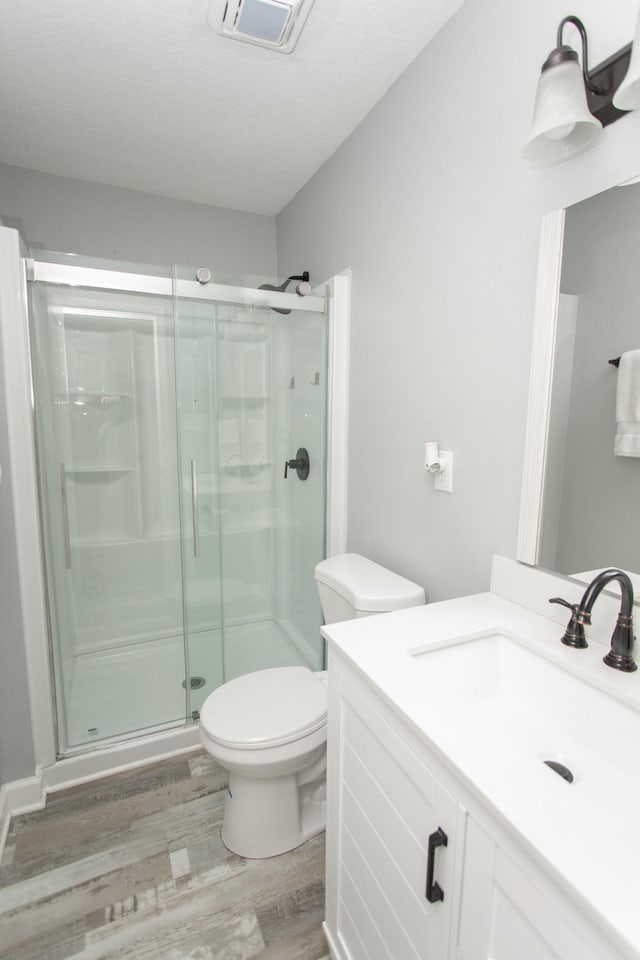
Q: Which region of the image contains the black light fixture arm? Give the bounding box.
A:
[523,12,636,164]
[550,15,603,94]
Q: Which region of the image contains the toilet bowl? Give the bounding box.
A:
[199,666,328,859]
[199,553,425,858]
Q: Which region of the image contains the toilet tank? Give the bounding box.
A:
[314,553,425,624]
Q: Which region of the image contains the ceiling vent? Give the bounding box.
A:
[208,0,316,54]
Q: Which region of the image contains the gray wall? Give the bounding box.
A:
[277,0,640,601]
[0,164,277,273]
[552,184,640,575]
[0,367,35,785]
[0,239,36,785]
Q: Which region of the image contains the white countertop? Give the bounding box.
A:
[322,565,640,959]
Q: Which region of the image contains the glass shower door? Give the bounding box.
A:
[271,302,328,670]
[173,294,224,719]
[28,255,329,756]
[175,268,328,696]
[29,273,188,751]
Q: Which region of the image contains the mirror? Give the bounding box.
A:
[517,179,640,597]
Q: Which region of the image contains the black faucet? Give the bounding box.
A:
[549,568,637,672]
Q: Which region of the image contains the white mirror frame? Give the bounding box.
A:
[516,208,566,564]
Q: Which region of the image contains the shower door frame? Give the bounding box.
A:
[30,260,328,756]
[0,229,349,796]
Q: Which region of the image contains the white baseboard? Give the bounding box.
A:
[322,920,341,959]
[0,773,46,859]
[0,724,200,861]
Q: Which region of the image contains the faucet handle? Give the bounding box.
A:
[548,597,589,649]
[549,597,577,612]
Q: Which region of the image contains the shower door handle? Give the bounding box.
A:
[191,460,201,558]
[59,463,72,570]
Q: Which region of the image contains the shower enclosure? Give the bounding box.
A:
[27,253,328,756]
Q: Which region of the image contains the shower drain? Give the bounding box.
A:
[182,675,206,690]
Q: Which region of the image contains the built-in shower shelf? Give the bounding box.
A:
[219,463,271,476]
[218,396,269,408]
[223,507,298,532]
[66,466,134,477]
[55,391,131,408]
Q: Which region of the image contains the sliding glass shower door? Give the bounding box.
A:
[174,268,328,717]
[29,274,189,749]
[28,255,328,755]
[172,292,225,720]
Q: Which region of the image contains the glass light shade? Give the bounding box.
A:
[613,12,640,110]
[522,59,602,167]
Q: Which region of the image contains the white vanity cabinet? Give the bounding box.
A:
[325,657,463,960]
[457,816,613,960]
[325,651,625,960]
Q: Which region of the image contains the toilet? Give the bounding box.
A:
[198,553,425,858]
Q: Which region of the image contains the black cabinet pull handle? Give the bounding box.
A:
[425,826,448,903]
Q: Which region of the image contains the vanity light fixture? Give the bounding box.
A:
[615,10,640,109]
[522,15,634,167]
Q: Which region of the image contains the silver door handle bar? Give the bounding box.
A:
[59,463,72,570]
[191,459,200,557]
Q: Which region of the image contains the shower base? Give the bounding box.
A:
[64,618,312,752]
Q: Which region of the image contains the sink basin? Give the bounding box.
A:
[410,631,640,798]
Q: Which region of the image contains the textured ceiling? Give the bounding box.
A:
[0,0,463,215]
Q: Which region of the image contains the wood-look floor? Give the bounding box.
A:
[0,751,328,960]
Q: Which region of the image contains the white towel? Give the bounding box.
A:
[615,349,640,456]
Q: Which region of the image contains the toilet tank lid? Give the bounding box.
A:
[314,553,425,611]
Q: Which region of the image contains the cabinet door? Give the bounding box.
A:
[335,674,458,960]
[457,817,612,960]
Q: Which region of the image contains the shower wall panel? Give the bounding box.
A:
[217,314,273,627]
[272,310,326,669]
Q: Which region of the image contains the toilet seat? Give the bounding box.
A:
[200,666,327,750]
